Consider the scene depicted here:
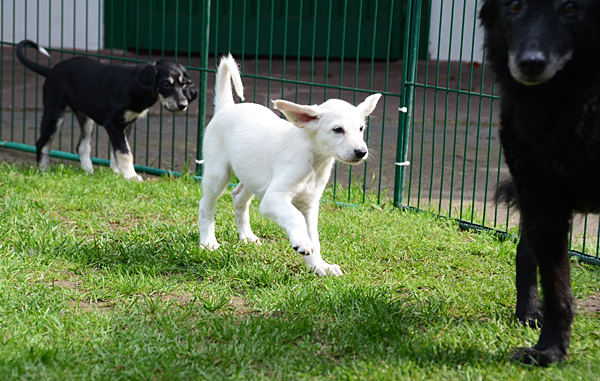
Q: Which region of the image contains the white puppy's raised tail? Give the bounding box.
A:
[214,54,245,113]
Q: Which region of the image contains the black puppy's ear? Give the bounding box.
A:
[135,63,158,101]
[185,77,198,102]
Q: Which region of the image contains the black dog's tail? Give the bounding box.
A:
[495,179,520,209]
[16,40,51,78]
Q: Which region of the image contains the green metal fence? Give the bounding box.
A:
[398,0,600,265]
[1,0,600,264]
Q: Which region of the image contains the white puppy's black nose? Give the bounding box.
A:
[354,148,368,159]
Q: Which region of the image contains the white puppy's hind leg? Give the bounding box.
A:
[232,184,261,245]
[198,163,231,250]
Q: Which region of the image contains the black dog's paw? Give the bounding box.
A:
[511,347,565,367]
[516,311,543,329]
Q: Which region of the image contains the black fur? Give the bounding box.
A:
[481,0,600,366]
[16,39,198,178]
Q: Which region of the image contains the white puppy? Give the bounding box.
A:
[198,54,381,276]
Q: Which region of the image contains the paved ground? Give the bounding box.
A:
[2,43,598,249]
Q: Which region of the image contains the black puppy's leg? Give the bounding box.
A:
[512,209,573,366]
[105,122,141,181]
[36,109,65,170]
[515,236,543,327]
[75,111,95,173]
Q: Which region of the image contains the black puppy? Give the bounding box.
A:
[16,39,198,180]
[480,0,600,366]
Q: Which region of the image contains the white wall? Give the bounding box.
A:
[429,0,485,63]
[2,0,104,51]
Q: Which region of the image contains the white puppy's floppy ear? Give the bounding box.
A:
[357,93,382,118]
[272,99,320,128]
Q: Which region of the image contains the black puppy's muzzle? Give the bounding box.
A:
[509,30,573,86]
[518,51,547,78]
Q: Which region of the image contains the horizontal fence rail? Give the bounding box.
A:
[1,0,600,265]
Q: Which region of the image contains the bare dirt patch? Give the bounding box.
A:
[67,299,113,312]
[577,293,600,315]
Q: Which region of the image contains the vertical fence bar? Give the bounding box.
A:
[196,0,211,178]
[10,0,16,143]
[0,1,4,141]
[394,0,422,207]
[22,0,28,145]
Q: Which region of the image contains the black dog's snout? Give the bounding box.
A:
[177,102,188,110]
[518,51,547,77]
[354,148,368,159]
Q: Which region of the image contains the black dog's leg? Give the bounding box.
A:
[36,108,65,170]
[104,121,141,181]
[75,111,95,173]
[515,236,543,327]
[512,208,573,366]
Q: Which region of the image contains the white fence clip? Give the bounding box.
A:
[395,161,410,167]
[399,107,408,113]
[195,159,204,165]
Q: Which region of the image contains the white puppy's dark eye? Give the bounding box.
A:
[333,127,344,134]
[360,126,364,132]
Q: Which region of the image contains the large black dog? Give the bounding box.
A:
[480,0,600,366]
[16,40,197,181]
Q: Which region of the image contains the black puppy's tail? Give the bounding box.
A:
[495,179,520,209]
[16,40,51,78]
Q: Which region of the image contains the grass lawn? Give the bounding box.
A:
[0,162,599,380]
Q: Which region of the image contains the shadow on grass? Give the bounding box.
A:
[34,233,512,371]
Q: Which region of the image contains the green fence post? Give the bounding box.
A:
[196,0,212,178]
[394,0,422,208]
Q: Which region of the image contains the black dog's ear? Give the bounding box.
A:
[479,0,497,26]
[135,63,158,101]
[181,66,198,102]
[185,75,198,102]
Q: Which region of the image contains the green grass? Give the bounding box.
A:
[0,162,599,380]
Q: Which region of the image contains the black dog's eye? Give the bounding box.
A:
[562,2,577,14]
[508,0,522,11]
[333,127,344,134]
[162,81,173,88]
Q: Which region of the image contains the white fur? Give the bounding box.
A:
[115,144,142,182]
[158,93,187,112]
[39,117,64,170]
[198,54,381,276]
[37,45,50,58]
[77,117,95,173]
[124,109,149,123]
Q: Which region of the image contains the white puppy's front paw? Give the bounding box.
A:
[312,263,343,277]
[240,234,262,245]
[200,240,220,251]
[290,235,314,255]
